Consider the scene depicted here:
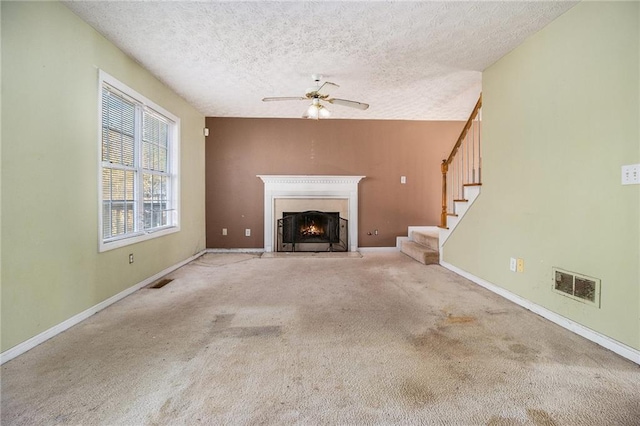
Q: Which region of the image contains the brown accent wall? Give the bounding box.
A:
[205,117,462,248]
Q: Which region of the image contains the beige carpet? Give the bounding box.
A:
[2,253,639,425]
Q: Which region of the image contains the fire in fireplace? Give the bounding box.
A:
[300,221,323,236]
[277,211,348,252]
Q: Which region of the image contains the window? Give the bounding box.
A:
[99,71,179,251]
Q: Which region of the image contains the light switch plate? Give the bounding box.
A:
[510,258,517,272]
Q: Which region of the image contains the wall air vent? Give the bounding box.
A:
[552,268,600,307]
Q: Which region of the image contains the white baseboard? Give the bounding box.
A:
[0,250,207,365]
[358,246,398,253]
[206,248,264,253]
[440,261,640,365]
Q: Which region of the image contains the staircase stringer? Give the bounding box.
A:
[439,184,481,250]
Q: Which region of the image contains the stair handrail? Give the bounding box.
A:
[441,94,482,228]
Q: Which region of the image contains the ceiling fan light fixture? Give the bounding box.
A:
[304,100,330,120]
[318,105,331,118]
[305,104,319,119]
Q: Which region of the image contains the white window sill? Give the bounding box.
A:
[99,226,180,253]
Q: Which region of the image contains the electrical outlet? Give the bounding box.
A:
[400,176,407,184]
[245,229,251,237]
[222,228,227,236]
[510,258,517,272]
[517,258,524,273]
[622,164,640,185]
[129,253,134,264]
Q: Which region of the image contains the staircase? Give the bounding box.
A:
[399,94,482,265]
[400,227,440,265]
[439,94,483,243]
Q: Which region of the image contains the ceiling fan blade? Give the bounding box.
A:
[317,81,339,95]
[326,98,369,110]
[262,97,307,102]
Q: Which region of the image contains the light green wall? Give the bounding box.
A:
[1,2,206,352]
[444,2,639,350]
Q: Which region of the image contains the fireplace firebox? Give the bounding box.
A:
[277,211,348,252]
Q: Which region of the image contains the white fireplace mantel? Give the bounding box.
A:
[258,175,365,252]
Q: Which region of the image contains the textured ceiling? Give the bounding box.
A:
[64,1,576,120]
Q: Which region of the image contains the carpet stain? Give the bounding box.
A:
[508,344,540,362]
[410,330,458,348]
[400,380,435,407]
[485,309,509,315]
[157,398,173,418]
[410,329,472,358]
[526,408,558,426]
[217,326,282,339]
[486,415,526,425]
[212,314,235,329]
[446,315,476,324]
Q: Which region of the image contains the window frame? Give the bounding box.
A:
[98,70,180,252]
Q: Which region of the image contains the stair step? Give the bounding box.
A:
[400,241,439,265]
[411,230,439,251]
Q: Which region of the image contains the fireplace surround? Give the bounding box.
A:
[257,175,365,252]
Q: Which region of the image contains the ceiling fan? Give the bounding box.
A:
[262,74,369,119]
